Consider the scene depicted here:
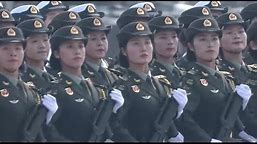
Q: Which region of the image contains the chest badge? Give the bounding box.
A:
[131,85,140,93]
[142,95,151,99]
[200,79,208,87]
[0,89,9,97]
[65,87,74,96]
[210,89,219,93]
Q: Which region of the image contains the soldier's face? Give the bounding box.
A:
[45,9,64,27]
[188,32,220,63]
[0,42,24,73]
[220,25,247,54]
[25,33,50,62]
[125,35,153,66]
[154,30,178,58]
[85,31,108,61]
[55,40,85,71]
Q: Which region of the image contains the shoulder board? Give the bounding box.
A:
[108,68,123,76]
[153,75,166,79]
[219,70,232,75]
[248,64,257,72]
[24,81,36,89]
[154,75,171,86]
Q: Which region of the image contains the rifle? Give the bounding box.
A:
[22,87,50,142]
[88,83,116,142]
[150,80,179,142]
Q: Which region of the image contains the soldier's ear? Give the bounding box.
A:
[121,47,127,56]
[249,40,257,50]
[53,50,60,58]
[187,42,194,52]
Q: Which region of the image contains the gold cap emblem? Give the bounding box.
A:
[69,12,77,19]
[51,1,59,6]
[7,28,16,36]
[229,13,237,21]
[87,5,95,13]
[70,26,79,34]
[136,23,145,31]
[30,6,38,14]
[136,8,145,15]
[164,17,172,25]
[93,18,101,26]
[131,85,140,93]
[65,87,74,95]
[203,19,212,27]
[1,11,9,19]
[0,89,9,97]
[34,20,42,28]
[211,1,219,7]
[200,79,208,86]
[202,8,210,15]
[144,4,152,12]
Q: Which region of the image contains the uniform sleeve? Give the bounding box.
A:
[178,75,212,141]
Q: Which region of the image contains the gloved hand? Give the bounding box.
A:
[235,84,252,110]
[171,88,188,119]
[211,138,222,143]
[238,130,257,142]
[109,88,124,113]
[168,132,184,142]
[42,94,58,125]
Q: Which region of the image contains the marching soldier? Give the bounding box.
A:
[37,1,68,27]
[0,9,16,28]
[177,17,252,142]
[17,18,54,92]
[46,25,124,141]
[11,4,43,24]
[193,1,228,18]
[176,6,213,71]
[244,21,257,65]
[0,26,58,141]
[110,21,188,142]
[76,16,119,86]
[148,15,184,87]
[216,12,257,140]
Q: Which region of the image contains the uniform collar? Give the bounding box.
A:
[196,62,216,76]
[129,68,151,81]
[0,72,18,86]
[62,71,84,85]
[156,59,175,72]
[86,61,100,72]
[27,65,44,76]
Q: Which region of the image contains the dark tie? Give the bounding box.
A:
[146,75,155,89]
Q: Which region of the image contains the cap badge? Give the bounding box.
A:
[65,87,74,96]
[87,5,95,13]
[202,8,210,15]
[144,4,152,12]
[34,20,42,28]
[7,28,16,36]
[136,8,145,15]
[164,17,172,25]
[136,23,145,31]
[131,85,140,93]
[203,19,212,27]
[93,18,101,26]
[200,79,208,86]
[30,6,38,14]
[229,13,237,21]
[51,1,59,6]
[70,26,79,34]
[211,1,219,7]
[69,12,77,19]
[0,89,9,97]
[1,11,9,19]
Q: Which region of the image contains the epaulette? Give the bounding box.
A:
[24,81,36,89]
[108,68,123,76]
[247,64,257,72]
[154,75,172,86]
[219,70,234,79]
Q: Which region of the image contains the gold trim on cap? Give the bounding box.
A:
[202,8,209,15]
[93,18,101,26]
[70,26,79,34]
[51,1,59,6]
[30,6,38,14]
[136,8,145,15]
[1,11,9,19]
[211,1,219,7]
[203,19,212,27]
[69,12,77,19]
[7,28,16,36]
[87,5,95,13]
[34,20,42,28]
[144,4,152,12]
[136,23,145,31]
[164,17,173,25]
[228,13,237,21]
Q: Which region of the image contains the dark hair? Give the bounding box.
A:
[49,37,63,72]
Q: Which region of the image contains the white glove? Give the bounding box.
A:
[211,138,222,143]
[109,88,124,113]
[235,84,252,110]
[42,94,58,125]
[171,88,188,119]
[168,132,184,142]
[238,131,257,142]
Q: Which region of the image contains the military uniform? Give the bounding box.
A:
[193,1,228,18]
[11,5,43,24]
[0,9,15,28]
[240,2,257,23]
[68,3,104,19]
[244,21,257,65]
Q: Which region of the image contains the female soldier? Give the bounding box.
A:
[216,12,257,141]
[76,17,119,86]
[17,18,54,91]
[178,17,252,142]
[46,25,124,142]
[0,26,57,141]
[148,15,184,87]
[110,21,188,142]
